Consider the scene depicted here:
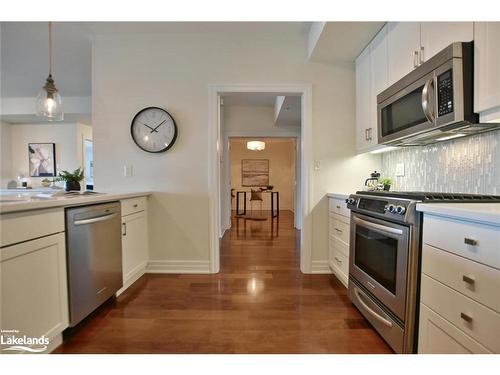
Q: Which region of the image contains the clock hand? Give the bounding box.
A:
[150,119,166,133]
[139,122,159,133]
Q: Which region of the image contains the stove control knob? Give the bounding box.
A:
[396,206,406,215]
[346,198,356,205]
[388,204,396,213]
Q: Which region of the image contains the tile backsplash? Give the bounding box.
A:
[382,131,500,195]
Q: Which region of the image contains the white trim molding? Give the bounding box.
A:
[208,83,313,274]
[146,260,211,274]
[311,260,332,274]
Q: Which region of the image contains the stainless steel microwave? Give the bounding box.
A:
[377,42,498,146]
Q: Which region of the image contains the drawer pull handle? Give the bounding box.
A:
[334,228,343,233]
[464,238,478,246]
[334,257,342,264]
[133,204,138,208]
[336,205,341,209]
[462,275,475,285]
[460,312,473,323]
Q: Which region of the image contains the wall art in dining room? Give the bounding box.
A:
[28,143,56,177]
[241,159,269,187]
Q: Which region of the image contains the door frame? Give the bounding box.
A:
[208,83,313,274]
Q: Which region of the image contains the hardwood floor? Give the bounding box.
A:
[54,210,392,354]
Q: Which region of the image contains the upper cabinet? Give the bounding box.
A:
[369,25,388,141]
[355,46,372,152]
[474,22,500,121]
[387,22,421,86]
[420,22,473,64]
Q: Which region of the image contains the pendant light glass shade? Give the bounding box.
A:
[36,74,63,120]
[247,140,265,151]
[36,22,63,121]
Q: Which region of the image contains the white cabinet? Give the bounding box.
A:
[474,22,500,121]
[355,45,371,152]
[118,198,149,294]
[420,22,473,63]
[0,233,68,353]
[387,22,421,86]
[328,196,350,287]
[418,212,500,353]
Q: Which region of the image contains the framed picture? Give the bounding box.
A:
[241,159,269,187]
[28,143,56,177]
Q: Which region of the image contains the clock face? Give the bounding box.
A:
[130,107,177,153]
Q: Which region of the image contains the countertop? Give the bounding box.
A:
[327,192,351,199]
[0,190,152,214]
[416,203,500,226]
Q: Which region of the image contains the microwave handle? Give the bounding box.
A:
[422,77,435,123]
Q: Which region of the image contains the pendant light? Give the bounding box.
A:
[36,22,63,121]
[247,140,265,151]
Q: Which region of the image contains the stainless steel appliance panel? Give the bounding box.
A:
[66,202,122,326]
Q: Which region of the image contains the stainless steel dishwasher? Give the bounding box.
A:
[66,201,122,327]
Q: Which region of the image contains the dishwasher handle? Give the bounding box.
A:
[74,213,117,226]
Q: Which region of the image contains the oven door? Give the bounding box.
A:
[349,213,410,320]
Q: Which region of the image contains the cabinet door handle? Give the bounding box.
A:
[460,312,473,323]
[365,128,369,141]
[334,228,343,233]
[334,257,342,264]
[464,238,478,246]
[419,46,425,65]
[413,50,419,68]
[462,275,475,285]
[369,127,373,141]
[122,222,127,236]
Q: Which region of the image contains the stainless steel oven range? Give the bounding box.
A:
[345,191,500,353]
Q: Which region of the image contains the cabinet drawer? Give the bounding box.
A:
[418,304,491,354]
[121,197,147,216]
[329,240,349,276]
[421,274,500,353]
[329,235,349,258]
[0,208,64,248]
[422,244,500,313]
[329,197,350,217]
[423,215,500,269]
[329,217,350,245]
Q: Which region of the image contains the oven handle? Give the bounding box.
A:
[353,287,394,328]
[354,217,403,236]
[422,77,435,124]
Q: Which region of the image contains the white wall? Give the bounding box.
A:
[92,32,381,269]
[0,121,12,186]
[0,122,92,188]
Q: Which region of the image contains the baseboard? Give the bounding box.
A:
[311,260,331,274]
[116,261,148,296]
[146,260,211,274]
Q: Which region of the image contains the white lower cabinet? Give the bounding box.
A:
[328,196,350,287]
[118,199,149,294]
[0,232,68,352]
[418,304,491,354]
[418,213,500,353]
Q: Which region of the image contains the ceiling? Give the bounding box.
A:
[309,22,385,63]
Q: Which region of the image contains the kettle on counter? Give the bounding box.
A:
[364,171,380,191]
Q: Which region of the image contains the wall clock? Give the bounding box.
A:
[130,107,178,153]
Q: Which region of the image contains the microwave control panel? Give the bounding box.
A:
[437,69,454,117]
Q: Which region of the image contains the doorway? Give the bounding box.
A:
[208,85,313,274]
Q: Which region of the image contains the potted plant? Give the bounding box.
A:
[379,177,393,191]
[56,167,84,191]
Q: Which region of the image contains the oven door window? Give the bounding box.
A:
[354,225,399,294]
[381,85,428,137]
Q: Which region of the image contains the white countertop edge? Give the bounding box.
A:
[0,191,152,214]
[327,192,351,199]
[416,203,500,227]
